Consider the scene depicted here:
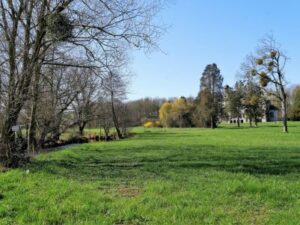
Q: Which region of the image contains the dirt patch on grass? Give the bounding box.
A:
[117,185,143,197]
[247,207,268,225]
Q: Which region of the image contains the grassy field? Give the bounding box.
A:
[1,122,300,224]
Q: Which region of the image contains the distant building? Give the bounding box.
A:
[228,103,279,124]
[262,104,279,122]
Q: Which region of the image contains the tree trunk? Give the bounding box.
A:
[254,117,258,127]
[78,123,85,136]
[0,0,48,167]
[210,116,214,129]
[237,116,240,127]
[179,115,183,128]
[282,96,288,133]
[104,127,110,141]
[1,112,18,167]
[111,92,122,139]
[27,106,38,155]
[28,64,41,155]
[52,127,61,143]
[39,131,47,148]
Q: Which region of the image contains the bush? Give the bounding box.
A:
[143,120,162,128]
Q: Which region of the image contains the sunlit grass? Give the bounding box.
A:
[1,122,300,224]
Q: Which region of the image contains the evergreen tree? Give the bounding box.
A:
[195,64,223,128]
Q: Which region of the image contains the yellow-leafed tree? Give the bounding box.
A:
[171,97,191,128]
[159,102,173,127]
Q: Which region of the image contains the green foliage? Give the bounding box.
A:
[1,123,300,224]
[224,80,264,127]
[46,13,73,42]
[224,81,244,125]
[243,81,264,125]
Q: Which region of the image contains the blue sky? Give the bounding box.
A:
[128,0,300,100]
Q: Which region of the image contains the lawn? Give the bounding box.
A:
[1,122,300,225]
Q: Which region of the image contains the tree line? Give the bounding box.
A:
[158,36,299,132]
[0,0,165,167]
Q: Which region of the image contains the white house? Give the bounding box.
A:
[228,104,279,124]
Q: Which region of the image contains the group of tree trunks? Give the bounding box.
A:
[0,0,163,167]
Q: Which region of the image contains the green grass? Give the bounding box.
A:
[1,122,300,224]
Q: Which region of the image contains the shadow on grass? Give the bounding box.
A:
[28,140,300,183]
[218,126,260,130]
[175,160,300,175]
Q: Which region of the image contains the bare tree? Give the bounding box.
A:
[0,0,164,166]
[125,98,165,126]
[96,98,113,141]
[101,70,129,139]
[0,0,52,166]
[72,69,98,136]
[36,66,79,147]
[249,35,289,132]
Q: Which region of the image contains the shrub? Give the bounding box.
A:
[143,120,162,128]
[144,121,154,128]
